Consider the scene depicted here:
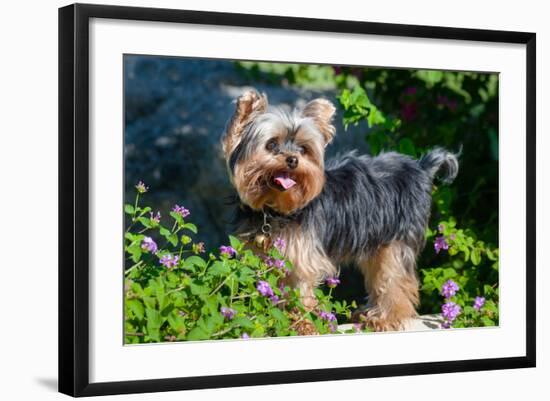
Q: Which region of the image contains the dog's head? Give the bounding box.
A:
[222,90,336,215]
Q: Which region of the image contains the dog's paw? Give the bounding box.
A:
[352,309,406,332]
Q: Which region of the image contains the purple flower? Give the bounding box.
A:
[219,245,237,258]
[404,86,417,96]
[447,100,458,112]
[150,211,161,224]
[270,295,280,305]
[193,242,205,254]
[319,310,337,322]
[220,306,236,320]
[473,296,486,311]
[441,301,461,322]
[241,332,250,339]
[273,237,286,252]
[135,181,148,193]
[353,323,363,333]
[263,256,274,267]
[437,95,449,106]
[441,279,459,299]
[325,277,341,288]
[172,204,190,218]
[319,310,337,332]
[274,259,285,269]
[140,236,158,254]
[256,280,274,297]
[159,253,179,269]
[434,235,449,253]
[401,102,418,122]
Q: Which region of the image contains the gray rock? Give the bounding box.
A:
[124,55,369,248]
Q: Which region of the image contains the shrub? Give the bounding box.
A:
[124,184,359,343]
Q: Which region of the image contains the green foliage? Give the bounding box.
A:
[124,189,360,343]
[422,220,499,327]
[234,62,499,329]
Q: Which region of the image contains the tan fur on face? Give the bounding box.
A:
[233,148,325,215]
[357,242,419,331]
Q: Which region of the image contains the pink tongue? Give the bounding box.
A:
[274,175,296,190]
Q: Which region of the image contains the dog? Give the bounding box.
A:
[221,90,458,331]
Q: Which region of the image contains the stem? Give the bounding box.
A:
[134,193,140,217]
[231,294,254,300]
[125,332,144,337]
[125,193,140,233]
[209,272,235,296]
[171,220,178,233]
[125,261,143,276]
[211,317,257,338]
[166,284,188,295]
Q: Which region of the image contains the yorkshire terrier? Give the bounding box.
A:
[221,90,459,331]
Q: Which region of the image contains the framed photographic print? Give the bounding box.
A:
[58,3,536,397]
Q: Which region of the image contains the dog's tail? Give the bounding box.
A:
[418,147,459,184]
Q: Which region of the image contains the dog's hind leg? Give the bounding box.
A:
[357,242,419,331]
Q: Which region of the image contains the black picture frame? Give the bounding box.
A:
[58,3,536,397]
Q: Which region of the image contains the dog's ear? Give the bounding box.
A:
[222,90,268,158]
[302,98,336,145]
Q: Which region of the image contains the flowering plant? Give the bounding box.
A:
[423,220,499,328]
[124,184,359,343]
[236,62,499,329]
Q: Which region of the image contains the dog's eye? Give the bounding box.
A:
[298,146,307,154]
[266,140,278,152]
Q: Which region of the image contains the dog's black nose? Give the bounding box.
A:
[286,156,298,169]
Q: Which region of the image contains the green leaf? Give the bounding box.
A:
[167,234,178,247]
[167,313,185,332]
[209,261,231,277]
[398,138,416,156]
[145,308,163,342]
[170,211,184,225]
[186,326,210,341]
[270,307,289,324]
[416,70,443,87]
[183,223,198,234]
[124,204,135,214]
[130,282,144,297]
[137,217,152,229]
[126,243,142,263]
[237,266,255,284]
[233,316,255,329]
[190,283,210,296]
[471,248,482,266]
[185,255,207,269]
[229,235,242,251]
[127,299,144,320]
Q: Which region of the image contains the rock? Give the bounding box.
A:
[124,55,369,248]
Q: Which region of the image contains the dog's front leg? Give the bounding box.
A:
[284,229,337,311]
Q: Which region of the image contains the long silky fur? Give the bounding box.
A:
[233,148,459,271]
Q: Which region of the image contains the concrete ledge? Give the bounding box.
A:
[338,314,445,332]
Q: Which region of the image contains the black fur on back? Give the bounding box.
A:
[234,148,459,263]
